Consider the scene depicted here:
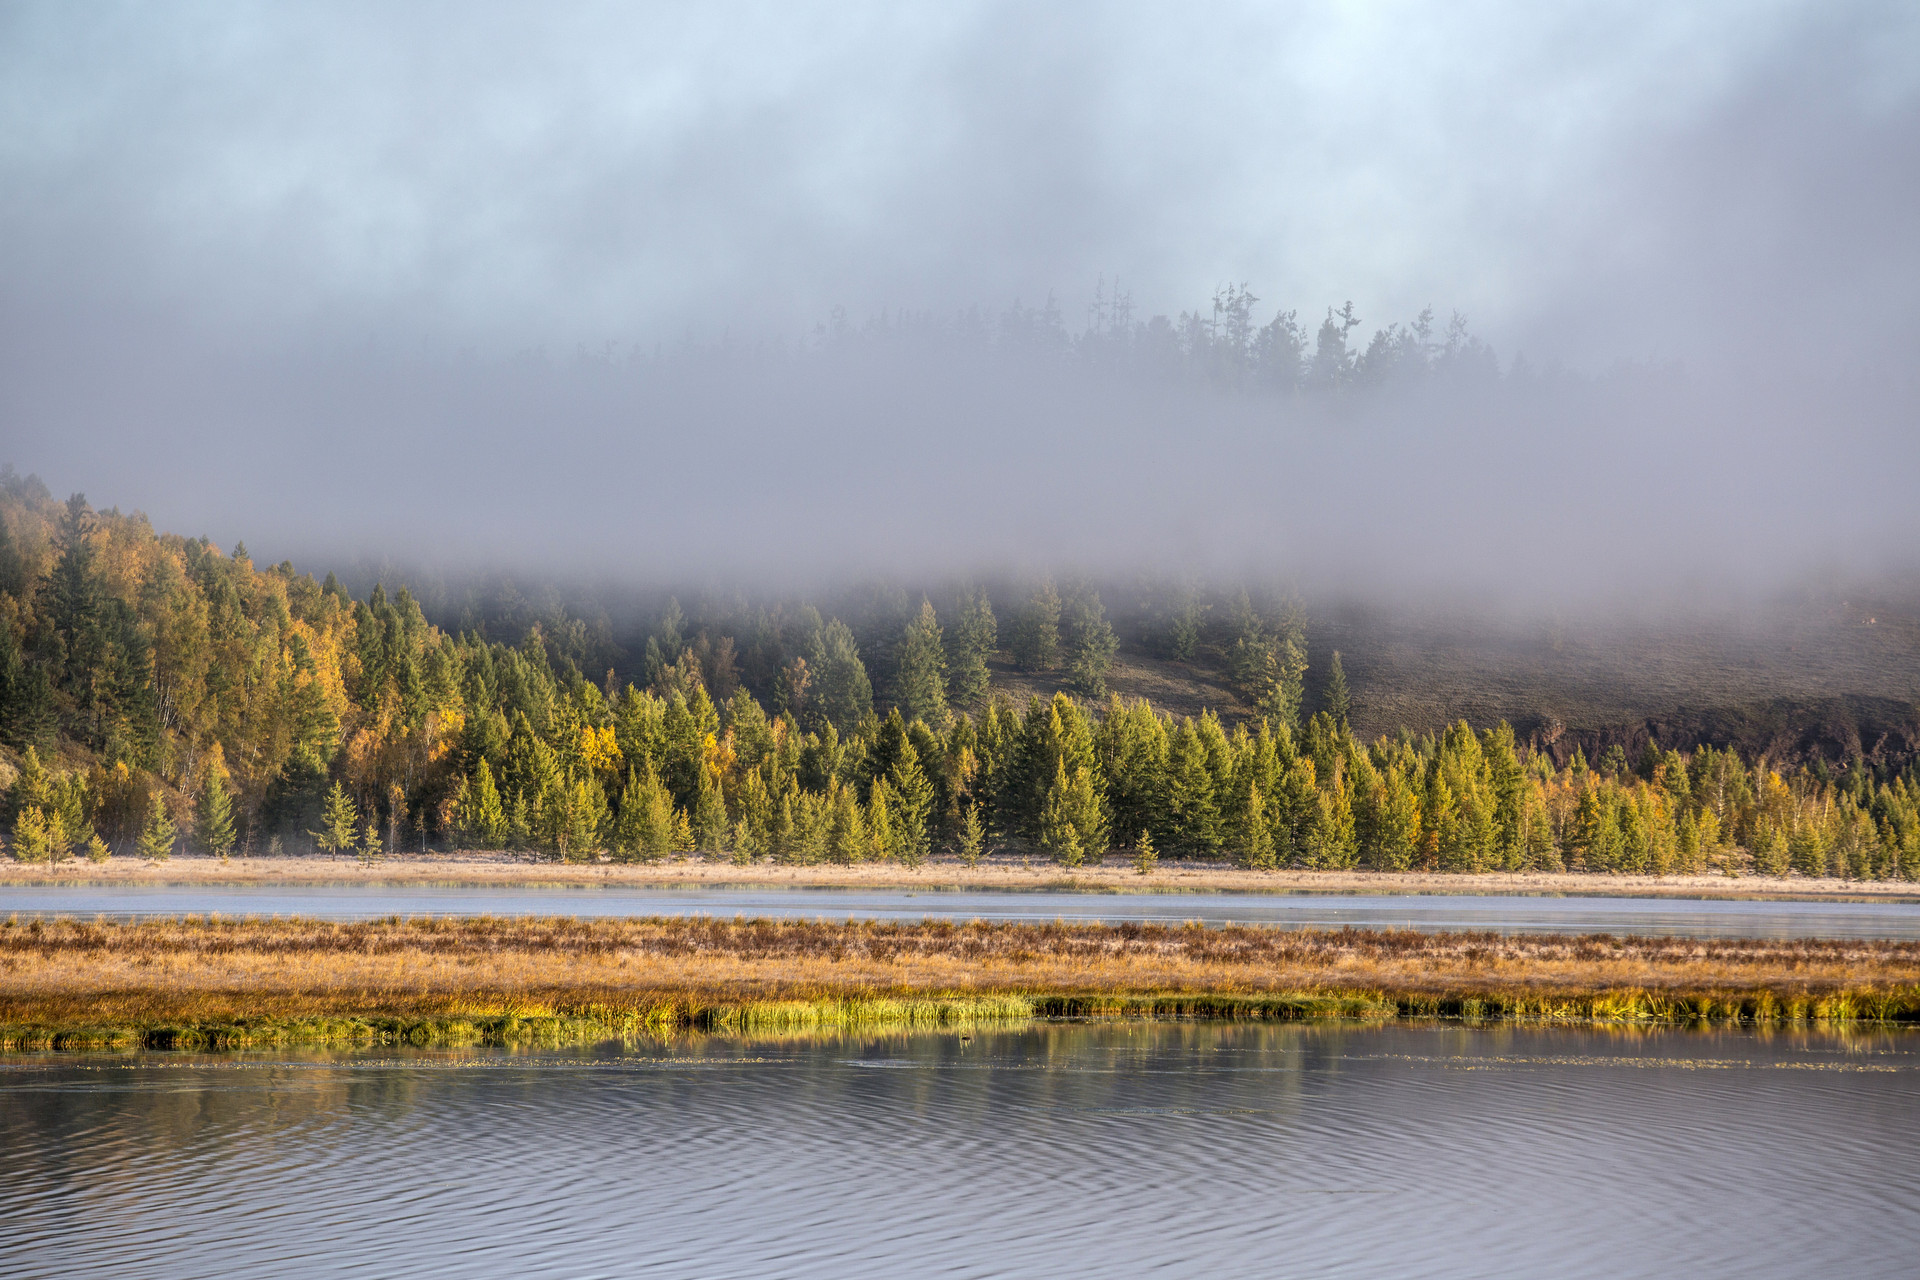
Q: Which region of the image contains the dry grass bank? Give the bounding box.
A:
[4,916,1919,1049]
[4,851,1917,901]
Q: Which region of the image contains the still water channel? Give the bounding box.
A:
[7,882,1920,938]
[3,1021,1916,1278]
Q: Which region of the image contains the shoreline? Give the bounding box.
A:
[4,852,1917,903]
[5,916,1918,1050]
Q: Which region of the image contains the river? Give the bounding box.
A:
[2,1021,1915,1278]
[5,882,1920,938]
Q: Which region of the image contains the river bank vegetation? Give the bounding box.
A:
[4,915,1918,1050]
[4,474,1920,881]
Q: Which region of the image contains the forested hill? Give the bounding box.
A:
[3,472,1919,881]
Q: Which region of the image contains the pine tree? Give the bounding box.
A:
[1324,650,1351,724]
[890,744,934,869]
[808,619,873,733]
[615,764,674,862]
[313,782,358,857]
[359,817,383,865]
[958,800,985,868]
[867,780,897,862]
[1131,827,1158,876]
[137,791,177,861]
[691,768,728,853]
[894,600,949,728]
[12,805,58,862]
[196,763,236,860]
[832,785,868,864]
[1010,580,1061,672]
[1242,784,1276,869]
[465,760,508,847]
[946,587,997,707]
[1061,583,1118,698]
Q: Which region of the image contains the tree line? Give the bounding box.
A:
[2,473,1916,879]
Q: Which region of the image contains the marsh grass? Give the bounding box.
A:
[3,915,1918,1049]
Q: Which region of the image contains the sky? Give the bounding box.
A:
[0,1,1915,596]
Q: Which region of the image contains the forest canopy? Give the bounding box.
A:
[1,473,1915,880]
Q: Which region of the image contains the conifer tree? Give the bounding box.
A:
[1061,583,1119,698]
[867,780,897,861]
[946,588,997,707]
[196,762,236,860]
[12,805,58,862]
[466,760,509,847]
[1131,827,1158,876]
[1242,784,1277,869]
[313,782,358,857]
[359,817,383,865]
[692,768,728,853]
[808,619,873,733]
[137,790,177,861]
[1010,580,1061,672]
[1163,721,1221,855]
[958,800,985,868]
[889,744,935,869]
[893,600,949,729]
[1324,650,1351,724]
[832,785,868,864]
[615,764,674,862]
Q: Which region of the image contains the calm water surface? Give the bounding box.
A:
[3,1022,1917,1278]
[5,882,1920,938]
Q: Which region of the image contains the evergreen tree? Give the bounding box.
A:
[889,742,935,869]
[137,791,177,861]
[359,817,383,865]
[958,800,985,868]
[946,587,997,707]
[196,761,237,859]
[12,805,58,862]
[1061,583,1119,698]
[691,768,728,853]
[893,600,949,728]
[1241,783,1276,869]
[1163,721,1221,855]
[1131,827,1158,876]
[45,494,105,743]
[808,619,873,733]
[1324,650,1351,724]
[1010,580,1061,672]
[462,760,508,847]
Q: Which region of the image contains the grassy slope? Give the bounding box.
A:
[990,591,1920,766]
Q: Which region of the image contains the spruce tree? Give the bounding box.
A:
[1324,650,1351,724]
[946,587,996,708]
[1010,580,1061,672]
[137,791,177,861]
[195,764,236,860]
[359,817,383,865]
[893,600,949,729]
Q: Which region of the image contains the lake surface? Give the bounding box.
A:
[6,882,1920,938]
[3,1022,1916,1278]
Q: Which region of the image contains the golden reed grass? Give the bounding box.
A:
[4,915,1919,1049]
